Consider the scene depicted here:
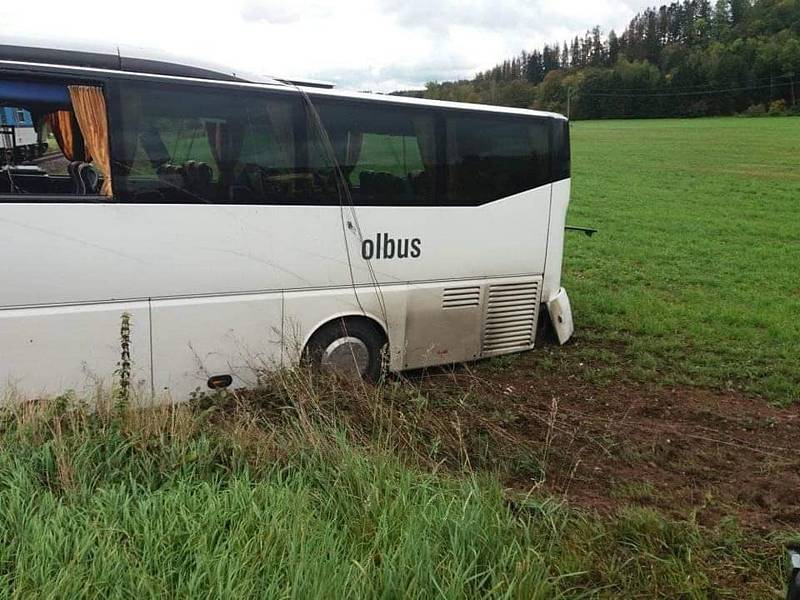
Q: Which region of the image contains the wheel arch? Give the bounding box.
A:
[302,311,389,357]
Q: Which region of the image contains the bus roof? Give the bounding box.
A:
[0,39,567,121]
[0,37,283,85]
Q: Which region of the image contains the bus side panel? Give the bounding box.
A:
[346,186,551,285]
[349,186,551,369]
[0,204,349,308]
[0,191,549,309]
[149,293,283,401]
[0,302,151,402]
[0,202,349,402]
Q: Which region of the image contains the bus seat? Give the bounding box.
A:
[408,170,431,198]
[183,160,198,189]
[182,160,213,199]
[233,163,282,203]
[77,163,100,195]
[360,170,407,198]
[68,161,82,193]
[197,162,212,185]
[157,163,185,192]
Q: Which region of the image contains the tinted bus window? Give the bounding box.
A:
[311,100,438,206]
[446,115,550,205]
[113,83,305,204]
[552,119,571,181]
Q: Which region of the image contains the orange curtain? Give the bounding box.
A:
[45,110,86,162]
[68,85,113,196]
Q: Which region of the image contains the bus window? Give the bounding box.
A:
[552,119,571,181]
[311,101,438,206]
[445,115,551,205]
[1,79,109,197]
[113,83,303,204]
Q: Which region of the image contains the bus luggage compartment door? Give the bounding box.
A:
[402,282,483,370]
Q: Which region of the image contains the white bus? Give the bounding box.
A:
[0,42,574,402]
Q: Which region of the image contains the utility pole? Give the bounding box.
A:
[567,87,572,120]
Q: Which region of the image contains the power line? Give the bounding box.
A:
[580,72,795,93]
[470,72,796,96]
[579,80,794,98]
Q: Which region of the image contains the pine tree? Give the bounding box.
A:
[526,51,545,83]
[608,30,621,65]
[713,0,730,39]
[590,27,605,66]
[729,0,750,26]
[543,44,561,73]
[569,37,580,67]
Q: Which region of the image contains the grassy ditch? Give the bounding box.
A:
[0,370,791,598]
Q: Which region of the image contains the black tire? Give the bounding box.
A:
[305,318,386,383]
[535,306,558,346]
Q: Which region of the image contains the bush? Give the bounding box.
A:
[768,99,788,116]
[683,99,712,118]
[741,103,767,117]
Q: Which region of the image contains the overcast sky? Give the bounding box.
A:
[0,0,654,91]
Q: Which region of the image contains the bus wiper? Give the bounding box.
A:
[565,225,598,237]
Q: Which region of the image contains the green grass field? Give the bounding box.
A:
[565,117,800,403]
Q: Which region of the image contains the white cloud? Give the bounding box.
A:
[241,0,334,24]
[0,0,654,92]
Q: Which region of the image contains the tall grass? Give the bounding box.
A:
[0,371,789,597]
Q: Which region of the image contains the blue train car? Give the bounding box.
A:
[0,106,44,163]
[0,106,34,127]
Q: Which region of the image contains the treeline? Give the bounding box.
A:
[419,0,800,119]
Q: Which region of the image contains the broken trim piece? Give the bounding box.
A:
[546,287,574,345]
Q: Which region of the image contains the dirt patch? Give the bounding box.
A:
[412,352,800,531]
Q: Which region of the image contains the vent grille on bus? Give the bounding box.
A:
[481,281,540,355]
[442,286,481,309]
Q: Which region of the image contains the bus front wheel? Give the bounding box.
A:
[305,318,387,383]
